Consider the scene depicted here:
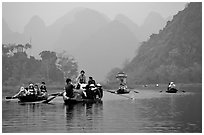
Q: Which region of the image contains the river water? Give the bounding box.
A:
[2,85,202,133]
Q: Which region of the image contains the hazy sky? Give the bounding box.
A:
[3,2,186,33]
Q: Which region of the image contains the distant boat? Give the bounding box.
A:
[116,86,130,94]
[115,72,130,94]
[166,88,178,93]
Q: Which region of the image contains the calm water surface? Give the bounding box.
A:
[2,85,202,133]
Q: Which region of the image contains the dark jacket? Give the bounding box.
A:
[65,83,74,98]
[88,79,96,86]
[40,85,47,92]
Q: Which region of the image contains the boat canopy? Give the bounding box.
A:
[116,72,127,78]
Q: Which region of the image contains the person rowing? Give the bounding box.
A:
[12,85,28,98]
[63,78,75,99]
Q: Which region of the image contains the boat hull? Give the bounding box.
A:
[166,88,178,93]
[18,94,48,102]
[116,89,130,94]
[63,94,102,105]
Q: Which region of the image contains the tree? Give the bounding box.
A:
[39,51,58,82]
[56,51,78,80]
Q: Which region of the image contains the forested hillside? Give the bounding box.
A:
[2,44,78,86]
[106,2,202,85]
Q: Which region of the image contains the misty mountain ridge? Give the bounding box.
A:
[54,8,110,52]
[3,7,169,81]
[139,11,166,41]
[76,19,139,80]
[121,2,201,84]
[2,18,25,44]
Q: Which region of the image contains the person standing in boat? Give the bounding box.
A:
[76,70,86,89]
[64,78,75,98]
[40,82,47,96]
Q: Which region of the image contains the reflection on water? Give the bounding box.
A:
[2,85,202,133]
[64,102,103,132]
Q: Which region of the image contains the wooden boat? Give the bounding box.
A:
[116,87,130,94]
[6,92,62,103]
[63,92,102,105]
[17,94,48,102]
[115,72,130,94]
[107,89,130,94]
[166,88,178,93]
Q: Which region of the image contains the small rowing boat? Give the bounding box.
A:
[62,92,102,105]
[166,88,178,93]
[116,87,130,94]
[17,94,48,102]
[115,72,130,94]
[6,92,62,103]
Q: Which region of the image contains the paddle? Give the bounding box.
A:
[49,92,63,96]
[106,90,135,100]
[159,90,163,93]
[5,96,18,99]
[42,92,63,103]
[178,84,186,93]
[133,90,139,93]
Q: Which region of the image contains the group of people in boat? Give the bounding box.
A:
[14,82,47,97]
[64,70,103,100]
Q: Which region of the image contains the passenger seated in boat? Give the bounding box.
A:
[34,84,40,95]
[76,70,86,89]
[88,76,96,87]
[84,84,95,99]
[167,82,176,91]
[28,83,35,95]
[40,82,47,96]
[65,78,75,98]
[90,84,100,99]
[96,83,103,99]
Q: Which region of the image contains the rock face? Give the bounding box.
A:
[123,3,202,84]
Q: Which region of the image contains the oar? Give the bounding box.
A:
[133,90,139,93]
[42,92,63,103]
[42,96,57,103]
[181,90,186,92]
[178,84,186,93]
[49,92,63,96]
[106,90,134,100]
[5,96,18,99]
[159,90,163,93]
